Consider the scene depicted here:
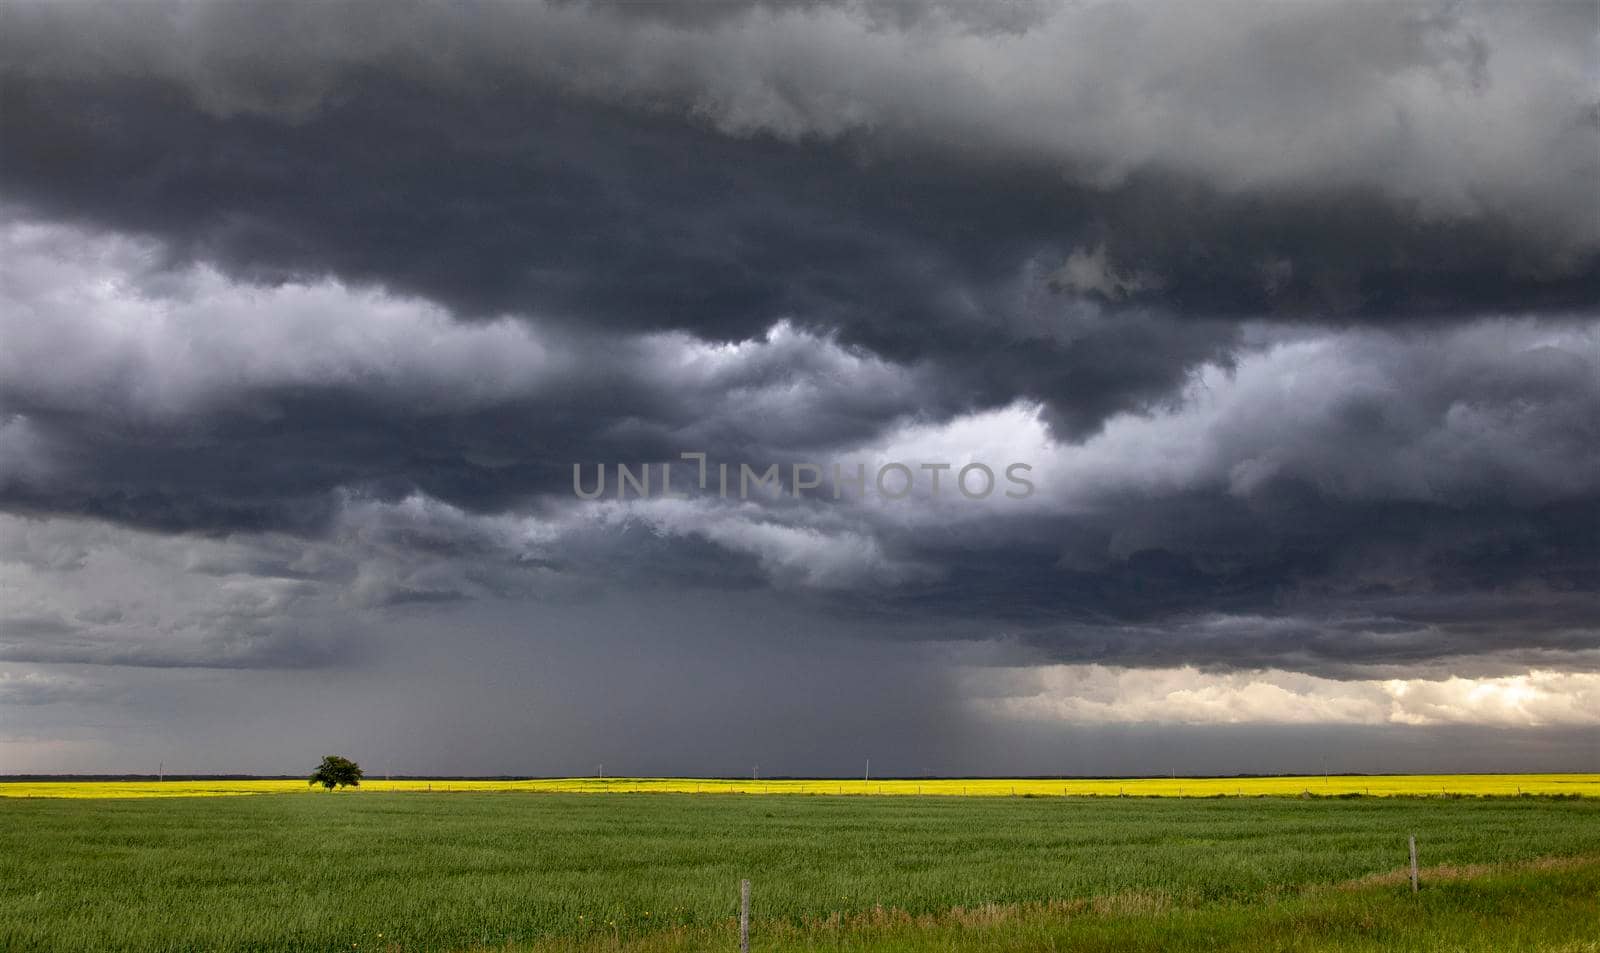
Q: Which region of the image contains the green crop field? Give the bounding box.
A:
[2,793,1598,952]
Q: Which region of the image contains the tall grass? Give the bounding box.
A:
[2,793,1597,951]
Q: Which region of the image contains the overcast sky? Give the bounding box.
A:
[2,0,1597,777]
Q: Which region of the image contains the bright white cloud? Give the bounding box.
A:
[0,220,554,418]
[854,318,1600,518]
[969,664,1600,728]
[540,495,935,590]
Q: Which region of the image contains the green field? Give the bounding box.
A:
[3,793,1598,952]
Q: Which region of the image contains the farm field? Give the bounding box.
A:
[2,792,1598,951]
[4,772,1598,799]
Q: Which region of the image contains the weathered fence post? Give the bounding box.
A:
[1408,834,1419,893]
[739,878,750,953]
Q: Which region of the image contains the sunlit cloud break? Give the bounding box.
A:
[970,667,1600,728]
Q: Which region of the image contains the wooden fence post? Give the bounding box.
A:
[739,878,751,953]
[1408,834,1419,893]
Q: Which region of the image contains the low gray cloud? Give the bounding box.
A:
[0,670,105,706]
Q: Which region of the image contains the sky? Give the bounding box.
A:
[1,0,1597,778]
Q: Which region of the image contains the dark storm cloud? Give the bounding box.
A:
[0,0,1598,764]
[813,501,1600,678]
[3,213,1597,675]
[840,318,1600,672]
[1,1,1595,437]
[562,0,1057,34]
[0,69,1249,442]
[0,220,952,531]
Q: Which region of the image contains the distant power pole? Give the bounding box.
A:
[158,761,164,782]
[864,758,870,782]
[753,764,759,781]
[598,763,604,780]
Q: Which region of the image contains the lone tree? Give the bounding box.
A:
[309,755,364,791]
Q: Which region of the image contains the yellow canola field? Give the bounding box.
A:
[3,774,1597,799]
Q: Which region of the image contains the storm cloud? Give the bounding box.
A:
[1,0,1596,775]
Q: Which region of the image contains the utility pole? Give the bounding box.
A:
[158,761,163,782]
[864,758,870,782]
[598,763,603,780]
[753,764,759,781]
